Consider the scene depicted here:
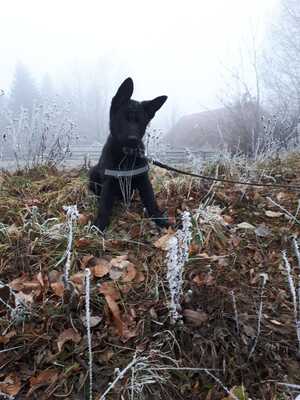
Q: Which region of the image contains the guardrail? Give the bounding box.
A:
[0,146,218,167]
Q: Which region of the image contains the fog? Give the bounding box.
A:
[0,0,280,148]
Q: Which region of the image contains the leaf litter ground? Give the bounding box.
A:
[0,156,300,399]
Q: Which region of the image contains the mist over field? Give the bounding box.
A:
[1,0,299,161]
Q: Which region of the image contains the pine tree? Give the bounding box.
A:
[10,62,39,113]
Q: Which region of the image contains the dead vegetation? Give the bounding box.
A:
[0,154,300,399]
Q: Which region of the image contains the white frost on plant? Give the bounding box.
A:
[282,248,300,352]
[56,205,79,287]
[85,268,93,400]
[166,211,192,323]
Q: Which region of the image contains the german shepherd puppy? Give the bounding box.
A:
[89,77,168,232]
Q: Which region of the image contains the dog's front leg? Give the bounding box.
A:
[136,174,169,228]
[94,179,115,232]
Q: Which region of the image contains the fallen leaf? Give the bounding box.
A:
[193,273,215,287]
[236,222,256,230]
[57,328,81,352]
[51,281,65,297]
[75,238,92,248]
[27,369,59,397]
[98,282,120,300]
[81,315,102,328]
[80,254,94,269]
[183,309,208,326]
[9,275,41,294]
[70,272,85,285]
[255,224,271,237]
[99,282,123,335]
[0,330,16,344]
[154,231,175,250]
[265,210,283,218]
[97,349,114,362]
[0,373,21,397]
[92,258,111,277]
[78,213,91,225]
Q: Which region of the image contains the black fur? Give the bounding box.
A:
[89,77,168,232]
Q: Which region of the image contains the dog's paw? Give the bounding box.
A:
[153,211,170,229]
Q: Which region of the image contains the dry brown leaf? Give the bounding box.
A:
[193,273,215,287]
[70,272,85,285]
[154,231,175,250]
[80,254,94,269]
[0,373,21,397]
[99,283,123,335]
[57,328,81,352]
[122,263,137,282]
[92,257,111,277]
[81,315,102,328]
[75,238,92,248]
[50,281,65,297]
[183,309,208,326]
[9,275,41,294]
[110,254,128,268]
[78,213,91,225]
[27,369,59,397]
[135,271,145,283]
[0,330,16,344]
[97,349,114,362]
[98,282,120,300]
[265,210,283,218]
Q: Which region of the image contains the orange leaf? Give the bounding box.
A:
[99,283,123,335]
[0,373,21,396]
[75,238,92,248]
[122,263,137,282]
[50,281,65,297]
[183,309,208,326]
[80,254,94,269]
[154,231,175,250]
[57,328,81,352]
[91,257,111,278]
[27,369,59,397]
[0,330,16,344]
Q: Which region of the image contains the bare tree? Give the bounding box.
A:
[262,0,300,146]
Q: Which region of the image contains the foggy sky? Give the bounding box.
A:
[1,0,278,123]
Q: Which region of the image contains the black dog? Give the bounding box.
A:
[89,77,168,232]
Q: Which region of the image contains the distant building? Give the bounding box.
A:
[164,100,276,155]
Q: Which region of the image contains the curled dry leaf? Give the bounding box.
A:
[0,329,16,344]
[183,309,208,326]
[81,315,102,328]
[50,281,65,297]
[265,210,283,218]
[154,231,175,250]
[27,369,59,397]
[109,255,137,282]
[0,373,21,397]
[193,273,215,287]
[9,275,41,294]
[92,257,111,277]
[236,222,256,230]
[57,328,81,352]
[78,213,91,225]
[99,282,123,335]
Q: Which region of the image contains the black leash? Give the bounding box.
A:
[150,158,300,191]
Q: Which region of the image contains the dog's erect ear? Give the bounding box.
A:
[142,96,168,119]
[111,77,134,110]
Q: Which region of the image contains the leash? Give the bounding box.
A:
[149,158,300,191]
